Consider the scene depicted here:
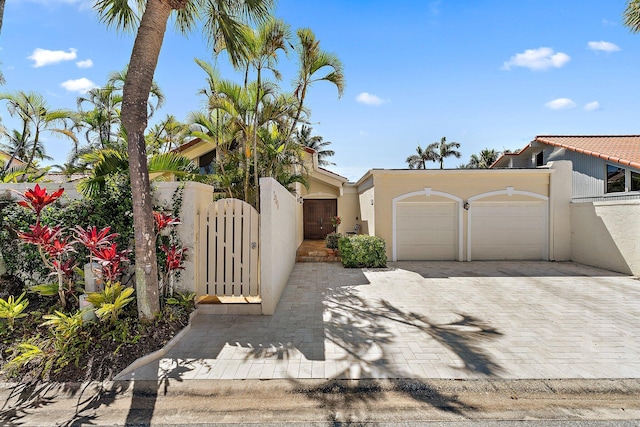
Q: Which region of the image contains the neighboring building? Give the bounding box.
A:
[0,150,26,170]
[491,135,640,202]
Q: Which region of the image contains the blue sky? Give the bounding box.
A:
[1,0,639,181]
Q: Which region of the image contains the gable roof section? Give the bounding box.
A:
[491,135,640,169]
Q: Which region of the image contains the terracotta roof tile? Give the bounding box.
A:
[535,135,640,169]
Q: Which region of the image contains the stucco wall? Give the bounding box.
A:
[260,177,298,315]
[368,169,558,261]
[153,182,214,293]
[571,200,640,276]
[358,186,375,235]
[336,185,360,234]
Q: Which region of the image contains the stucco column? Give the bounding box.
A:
[548,160,572,260]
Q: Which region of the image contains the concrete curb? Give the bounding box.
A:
[113,309,198,380]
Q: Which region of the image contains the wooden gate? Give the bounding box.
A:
[198,198,260,297]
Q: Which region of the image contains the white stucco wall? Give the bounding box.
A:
[571,200,640,276]
[259,177,297,315]
[153,181,214,293]
[0,182,82,203]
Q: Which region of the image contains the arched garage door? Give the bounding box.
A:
[469,201,548,260]
[396,201,458,260]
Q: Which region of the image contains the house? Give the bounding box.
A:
[176,134,639,279]
[491,135,640,201]
[0,150,26,171]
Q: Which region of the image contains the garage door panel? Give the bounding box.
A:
[470,201,547,260]
[396,202,457,260]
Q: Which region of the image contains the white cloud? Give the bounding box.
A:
[545,98,576,110]
[584,101,601,111]
[60,78,97,93]
[76,59,93,68]
[28,48,77,67]
[356,92,386,106]
[588,41,621,52]
[503,47,570,71]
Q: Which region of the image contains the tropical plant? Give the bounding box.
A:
[0,291,29,329]
[434,136,461,169]
[294,125,335,166]
[94,0,274,320]
[87,282,135,324]
[0,91,77,174]
[77,149,198,197]
[465,148,500,169]
[286,28,345,143]
[406,142,438,169]
[146,114,189,155]
[242,18,292,208]
[624,1,640,32]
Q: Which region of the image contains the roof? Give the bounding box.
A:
[491,135,640,169]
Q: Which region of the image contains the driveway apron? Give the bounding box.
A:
[116,261,640,381]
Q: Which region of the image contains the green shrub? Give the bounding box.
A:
[338,235,387,268]
[325,232,341,249]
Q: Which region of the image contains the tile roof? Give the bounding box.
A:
[535,135,640,169]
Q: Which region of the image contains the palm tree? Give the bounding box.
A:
[0,91,76,174]
[286,28,345,143]
[406,142,438,169]
[624,1,640,31]
[94,0,274,319]
[242,18,291,208]
[294,125,335,166]
[74,85,123,165]
[466,148,500,169]
[434,136,461,169]
[146,114,189,155]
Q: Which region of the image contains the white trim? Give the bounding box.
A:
[392,188,463,261]
[466,188,549,261]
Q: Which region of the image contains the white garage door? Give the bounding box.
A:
[470,201,548,260]
[396,202,457,260]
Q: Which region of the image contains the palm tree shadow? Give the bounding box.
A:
[292,284,503,423]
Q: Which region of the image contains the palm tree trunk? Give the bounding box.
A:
[121,0,173,320]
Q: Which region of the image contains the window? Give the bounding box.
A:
[535,151,544,167]
[198,151,216,175]
[606,164,625,193]
[632,171,640,192]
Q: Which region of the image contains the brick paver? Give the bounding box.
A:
[117,261,640,381]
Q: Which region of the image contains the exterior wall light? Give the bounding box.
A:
[463,201,470,210]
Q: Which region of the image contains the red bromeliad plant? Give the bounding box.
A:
[15,184,64,220]
[91,243,131,283]
[14,187,78,306]
[14,186,131,307]
[159,244,187,297]
[153,211,181,236]
[154,211,187,297]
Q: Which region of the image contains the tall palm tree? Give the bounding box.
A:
[434,136,461,169]
[0,91,76,174]
[94,0,273,319]
[406,142,438,169]
[286,28,345,144]
[242,18,291,208]
[294,125,335,166]
[74,85,123,156]
[146,114,189,155]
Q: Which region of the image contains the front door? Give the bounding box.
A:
[303,199,337,240]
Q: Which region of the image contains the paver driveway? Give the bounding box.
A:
[117,261,640,381]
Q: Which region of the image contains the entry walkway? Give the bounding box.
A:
[117,261,640,381]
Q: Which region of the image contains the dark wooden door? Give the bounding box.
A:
[303,199,337,240]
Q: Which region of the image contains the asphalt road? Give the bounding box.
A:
[1,378,639,426]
